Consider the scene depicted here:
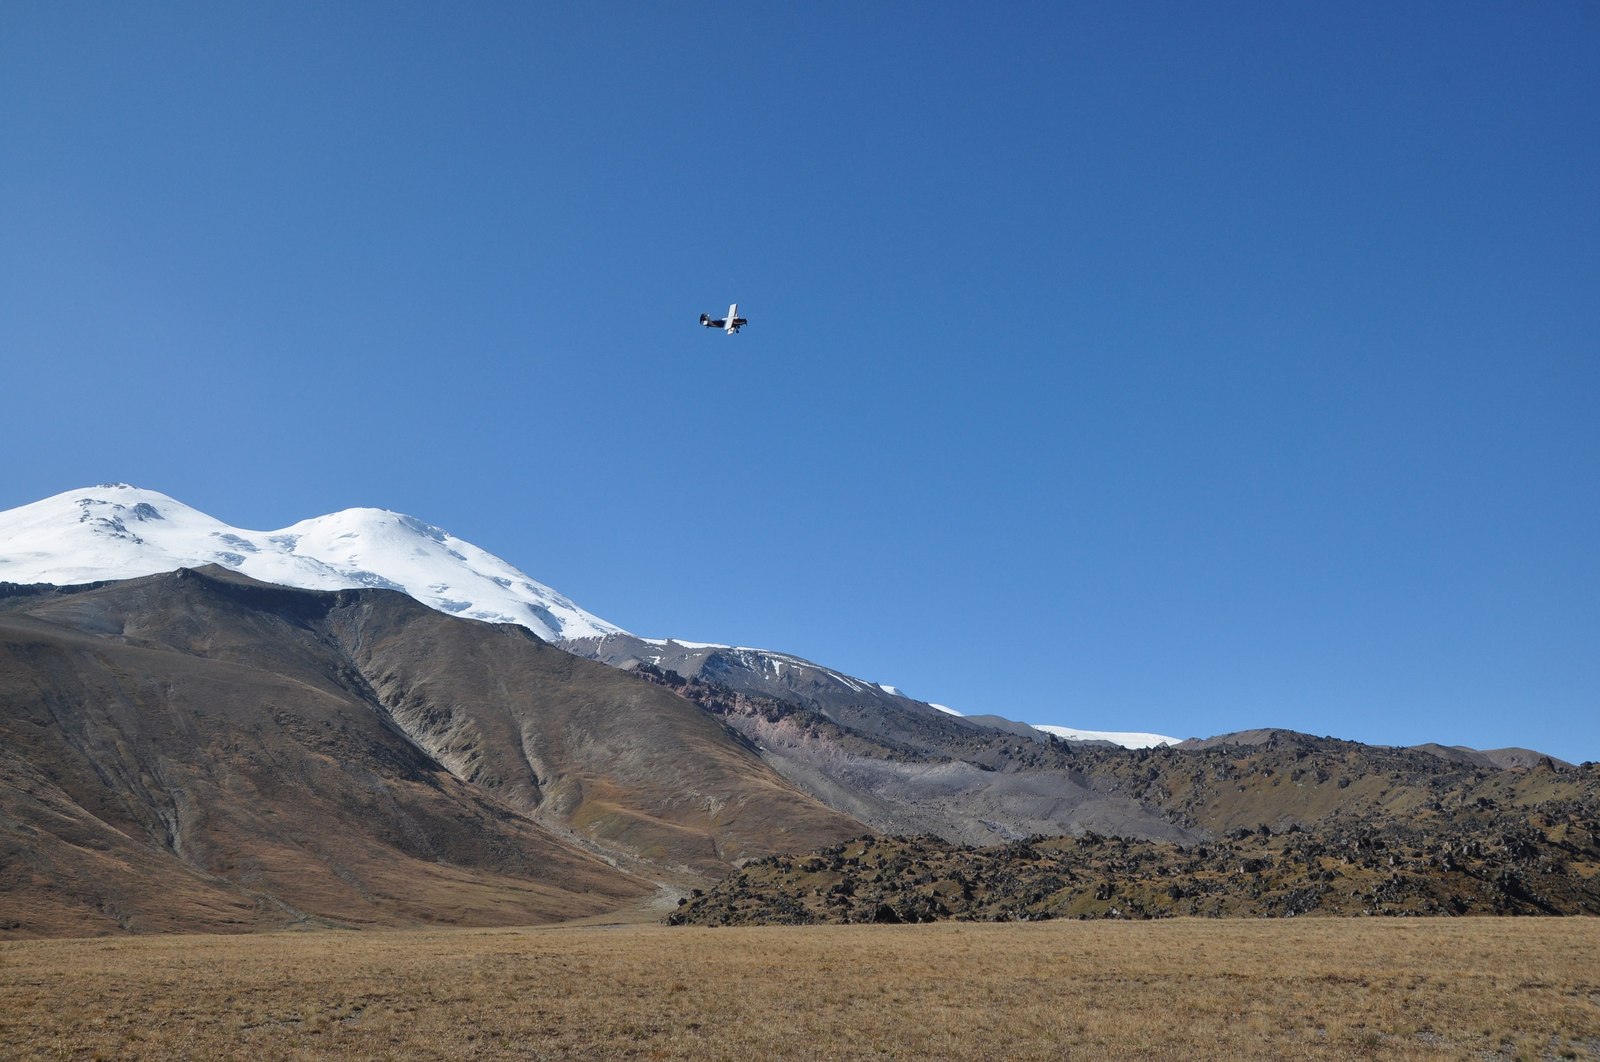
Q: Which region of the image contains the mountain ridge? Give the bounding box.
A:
[2,486,1575,766]
[2,485,1191,752]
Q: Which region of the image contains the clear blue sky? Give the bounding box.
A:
[4,3,1597,761]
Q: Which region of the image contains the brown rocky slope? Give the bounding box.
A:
[0,568,862,937]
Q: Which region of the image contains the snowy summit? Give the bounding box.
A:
[0,484,625,642]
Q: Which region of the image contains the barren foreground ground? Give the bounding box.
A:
[3,918,1597,1060]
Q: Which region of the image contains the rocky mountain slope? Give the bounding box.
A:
[617,659,1199,846]
[608,661,1593,858]
[674,758,1600,924]
[0,568,861,936]
[5,567,1589,935]
[666,726,1600,924]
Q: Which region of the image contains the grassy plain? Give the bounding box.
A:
[2,918,1597,1060]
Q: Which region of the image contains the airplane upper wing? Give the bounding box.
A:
[701,306,746,332]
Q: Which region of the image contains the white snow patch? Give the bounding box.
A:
[1030,724,1180,749]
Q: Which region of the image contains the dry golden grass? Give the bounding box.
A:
[2,918,1598,1060]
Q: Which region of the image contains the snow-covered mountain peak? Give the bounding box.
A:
[0,485,625,642]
